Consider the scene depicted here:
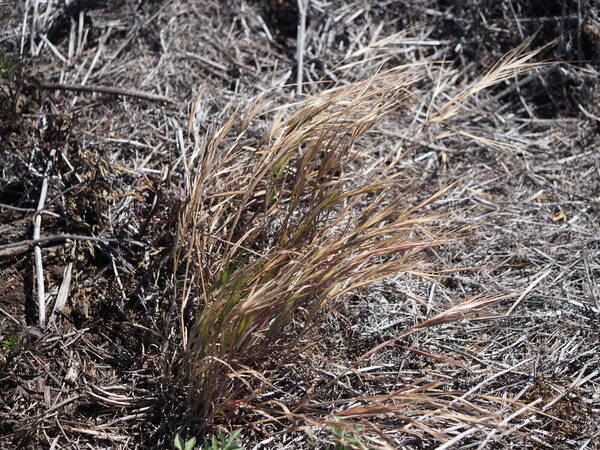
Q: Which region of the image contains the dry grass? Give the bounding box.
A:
[176,66,443,427]
[170,41,555,445]
[1,1,599,449]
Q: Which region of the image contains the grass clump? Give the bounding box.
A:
[172,38,545,442]
[175,65,445,423]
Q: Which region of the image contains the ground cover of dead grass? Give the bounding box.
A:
[1,1,599,449]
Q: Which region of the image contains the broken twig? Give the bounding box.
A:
[0,234,145,258]
[40,83,177,105]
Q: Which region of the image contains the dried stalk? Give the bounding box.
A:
[40,82,177,104]
[33,148,56,328]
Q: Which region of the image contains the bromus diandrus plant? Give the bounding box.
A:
[174,65,446,422]
[173,36,546,440]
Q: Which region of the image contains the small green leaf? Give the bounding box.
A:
[174,433,184,450]
[202,430,245,450]
[219,266,230,285]
[228,429,242,443]
[184,436,197,450]
[1,334,21,352]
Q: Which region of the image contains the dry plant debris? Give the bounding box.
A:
[1,1,599,449]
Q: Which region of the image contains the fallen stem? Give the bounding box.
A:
[40,82,177,105]
[0,234,146,257]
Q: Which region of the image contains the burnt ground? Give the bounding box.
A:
[1,1,599,449]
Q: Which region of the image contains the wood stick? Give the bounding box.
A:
[0,234,145,258]
[39,82,177,105]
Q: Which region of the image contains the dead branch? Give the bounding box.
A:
[40,82,177,105]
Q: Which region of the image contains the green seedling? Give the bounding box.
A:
[174,433,197,450]
[202,429,244,450]
[1,334,21,353]
[328,419,369,450]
